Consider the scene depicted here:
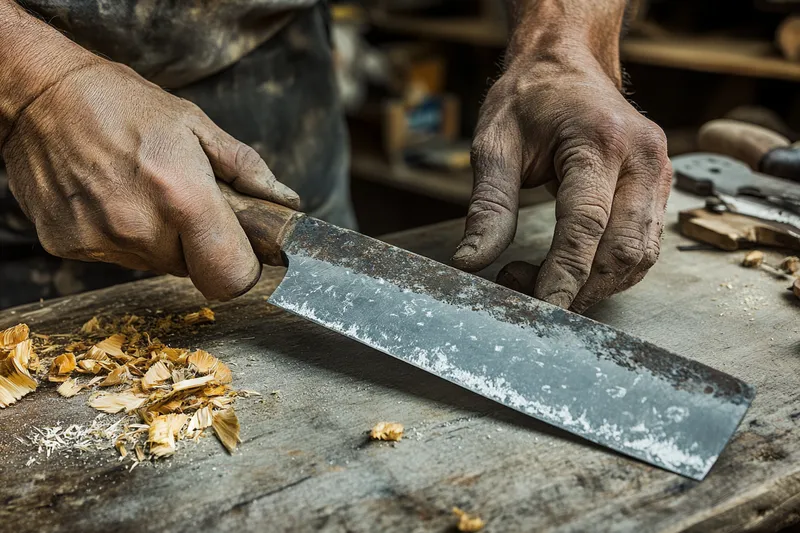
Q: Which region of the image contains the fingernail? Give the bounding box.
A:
[452,245,474,263]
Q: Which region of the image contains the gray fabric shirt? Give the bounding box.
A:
[22,0,317,88]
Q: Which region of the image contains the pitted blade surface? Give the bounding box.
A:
[269,217,754,480]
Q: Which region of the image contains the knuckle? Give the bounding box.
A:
[564,204,609,240]
[234,143,265,176]
[549,248,592,285]
[605,240,645,271]
[104,212,156,250]
[469,180,516,216]
[581,111,630,159]
[642,236,662,269]
[180,98,204,117]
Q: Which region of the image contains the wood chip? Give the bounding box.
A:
[212,408,241,453]
[99,364,132,387]
[183,307,215,325]
[0,339,37,408]
[141,360,171,390]
[95,334,126,358]
[49,353,76,376]
[188,350,232,384]
[742,250,764,268]
[116,441,128,458]
[89,391,147,413]
[1,323,29,350]
[370,422,404,441]
[77,359,115,374]
[135,444,146,462]
[186,406,213,438]
[172,374,215,392]
[80,316,102,335]
[452,508,485,532]
[57,378,84,398]
[781,256,800,274]
[149,415,177,458]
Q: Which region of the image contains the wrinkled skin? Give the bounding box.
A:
[453,62,672,313]
[2,61,299,300]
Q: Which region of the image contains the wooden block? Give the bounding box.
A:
[679,207,800,251]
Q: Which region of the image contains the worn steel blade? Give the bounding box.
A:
[269,217,754,480]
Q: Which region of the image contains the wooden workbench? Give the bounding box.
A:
[1,189,799,533]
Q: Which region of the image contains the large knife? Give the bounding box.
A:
[222,185,754,481]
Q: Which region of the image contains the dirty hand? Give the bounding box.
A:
[452,62,672,312]
[2,61,299,300]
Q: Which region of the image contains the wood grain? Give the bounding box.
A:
[1,190,799,533]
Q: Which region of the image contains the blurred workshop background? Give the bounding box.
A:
[337,0,800,235]
[4,0,800,308]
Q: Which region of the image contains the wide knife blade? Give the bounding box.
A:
[268,216,754,481]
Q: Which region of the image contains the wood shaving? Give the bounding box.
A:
[183,307,215,325]
[99,364,132,387]
[742,250,764,268]
[1,323,29,350]
[0,336,37,408]
[186,406,213,439]
[148,415,177,457]
[781,256,800,274]
[116,441,128,459]
[80,316,102,335]
[452,508,485,532]
[49,353,76,377]
[212,408,241,453]
[141,360,171,390]
[188,350,232,384]
[95,334,126,357]
[57,378,84,398]
[370,422,404,441]
[172,374,215,392]
[89,391,147,414]
[5,308,252,461]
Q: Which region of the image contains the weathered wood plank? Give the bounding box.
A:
[1,189,799,533]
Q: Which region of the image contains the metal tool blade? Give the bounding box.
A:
[673,152,800,207]
[716,193,800,233]
[269,217,754,480]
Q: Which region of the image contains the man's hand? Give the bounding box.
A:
[3,60,299,300]
[452,0,672,313]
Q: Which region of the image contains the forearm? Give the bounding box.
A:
[0,0,100,148]
[504,0,627,88]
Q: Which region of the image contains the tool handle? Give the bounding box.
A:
[218,182,302,267]
[759,147,800,183]
[697,119,789,170]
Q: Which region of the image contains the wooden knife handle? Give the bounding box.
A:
[697,119,790,170]
[218,182,302,267]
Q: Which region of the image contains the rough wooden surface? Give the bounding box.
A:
[2,189,800,533]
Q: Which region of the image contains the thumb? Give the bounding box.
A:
[192,116,300,210]
[452,125,522,272]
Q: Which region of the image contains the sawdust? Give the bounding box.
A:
[2,307,245,464]
[452,507,485,532]
[370,422,404,441]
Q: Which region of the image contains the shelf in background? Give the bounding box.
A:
[351,151,552,207]
[623,37,800,82]
[370,14,800,82]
